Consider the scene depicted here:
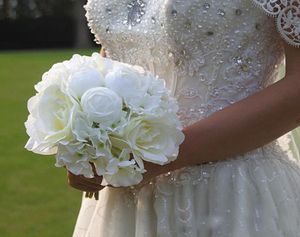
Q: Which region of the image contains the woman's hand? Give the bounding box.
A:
[67,162,166,193]
[67,164,105,200]
[67,171,104,193]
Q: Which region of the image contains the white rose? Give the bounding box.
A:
[92,156,118,176]
[55,145,94,178]
[67,68,105,98]
[71,111,94,142]
[105,66,151,108]
[89,146,144,187]
[101,149,143,187]
[81,87,123,127]
[103,166,143,187]
[137,94,162,115]
[35,54,88,93]
[25,85,77,155]
[71,110,113,159]
[124,115,185,167]
[89,136,132,178]
[35,54,105,94]
[35,63,69,93]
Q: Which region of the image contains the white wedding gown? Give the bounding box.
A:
[73,0,300,236]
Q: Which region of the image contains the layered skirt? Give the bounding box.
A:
[73,134,300,237]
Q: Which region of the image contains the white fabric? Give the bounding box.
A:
[73,0,300,236]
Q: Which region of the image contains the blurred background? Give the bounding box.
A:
[0,0,99,236]
[0,0,96,49]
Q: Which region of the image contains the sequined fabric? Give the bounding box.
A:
[73,0,300,236]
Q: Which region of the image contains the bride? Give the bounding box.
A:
[69,0,300,236]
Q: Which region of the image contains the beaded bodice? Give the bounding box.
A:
[85,0,287,127]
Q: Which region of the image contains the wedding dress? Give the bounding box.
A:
[73,0,300,236]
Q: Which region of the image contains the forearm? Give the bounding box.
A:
[158,71,300,173]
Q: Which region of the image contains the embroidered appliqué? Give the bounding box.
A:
[251,0,300,47]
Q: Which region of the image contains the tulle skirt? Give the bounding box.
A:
[73,133,300,237]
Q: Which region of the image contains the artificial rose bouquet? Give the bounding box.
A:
[24,53,185,187]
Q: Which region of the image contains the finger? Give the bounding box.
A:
[94,192,99,200]
[67,170,104,193]
[79,176,103,188]
[68,176,103,191]
[84,192,100,200]
[70,180,103,192]
[85,192,96,199]
[68,171,103,187]
[88,192,94,198]
[74,175,102,185]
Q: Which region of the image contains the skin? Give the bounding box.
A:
[68,42,300,195]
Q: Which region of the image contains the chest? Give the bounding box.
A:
[85,0,277,80]
[85,0,271,43]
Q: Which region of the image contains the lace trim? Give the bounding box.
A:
[251,0,300,47]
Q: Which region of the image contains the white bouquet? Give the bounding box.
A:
[24,53,185,187]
